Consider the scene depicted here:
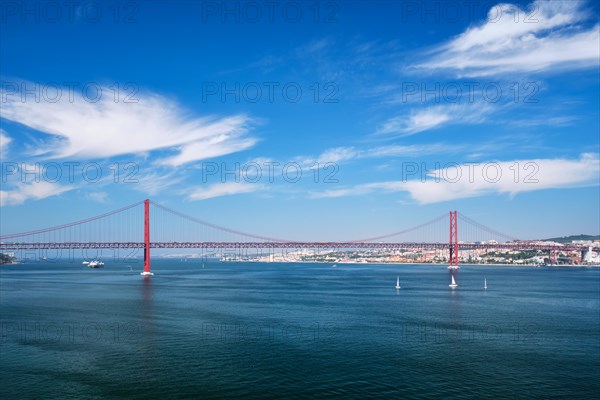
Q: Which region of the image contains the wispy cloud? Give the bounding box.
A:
[133,169,186,196]
[85,191,109,203]
[0,81,258,166]
[508,115,578,128]
[365,143,465,158]
[295,142,471,169]
[0,162,77,206]
[375,103,495,136]
[187,182,262,201]
[413,0,600,77]
[312,147,360,164]
[311,153,599,203]
[377,110,449,135]
[295,38,332,56]
[157,133,258,167]
[1,180,74,206]
[0,129,11,159]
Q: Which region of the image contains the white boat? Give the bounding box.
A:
[88,260,104,268]
[82,261,89,265]
[484,278,487,290]
[449,274,458,289]
[395,276,401,289]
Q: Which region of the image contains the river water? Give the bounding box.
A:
[1,261,598,399]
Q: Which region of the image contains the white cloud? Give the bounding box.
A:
[376,103,494,136]
[377,111,450,135]
[0,81,257,166]
[0,181,74,206]
[414,0,600,76]
[187,182,262,201]
[0,129,11,159]
[85,191,108,203]
[310,181,404,199]
[158,134,257,167]
[0,163,76,206]
[247,157,275,166]
[296,38,331,55]
[509,116,578,127]
[365,143,465,158]
[311,154,599,203]
[314,147,360,165]
[133,169,186,196]
[295,142,468,170]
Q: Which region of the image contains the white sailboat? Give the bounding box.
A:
[449,274,458,289]
[484,278,487,290]
[395,276,401,289]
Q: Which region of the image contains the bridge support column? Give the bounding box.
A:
[581,246,592,264]
[549,249,558,266]
[141,199,154,276]
[448,211,459,270]
[448,211,459,288]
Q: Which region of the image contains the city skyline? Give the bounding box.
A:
[1,0,599,240]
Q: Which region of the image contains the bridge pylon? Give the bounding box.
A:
[448,211,459,271]
[141,199,154,277]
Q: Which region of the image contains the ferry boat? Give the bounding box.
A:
[88,260,104,268]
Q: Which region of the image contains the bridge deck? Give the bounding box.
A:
[0,242,595,252]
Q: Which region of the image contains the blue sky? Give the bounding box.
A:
[1,0,599,240]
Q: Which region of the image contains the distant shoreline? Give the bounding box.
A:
[283,262,600,268]
[169,259,600,268]
[2,259,598,268]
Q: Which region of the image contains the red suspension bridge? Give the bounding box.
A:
[1,199,597,278]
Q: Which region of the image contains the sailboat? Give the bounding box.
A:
[484,278,487,290]
[449,274,458,289]
[395,276,401,289]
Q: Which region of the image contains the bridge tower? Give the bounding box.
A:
[141,199,154,276]
[581,246,593,264]
[448,211,459,271]
[549,249,558,266]
[448,211,459,288]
